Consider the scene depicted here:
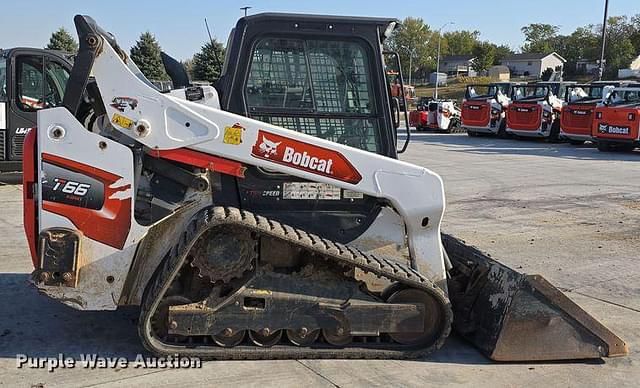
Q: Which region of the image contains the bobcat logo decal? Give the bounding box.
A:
[257,136,281,158]
[250,130,362,184]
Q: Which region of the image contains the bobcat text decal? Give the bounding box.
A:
[251,130,362,184]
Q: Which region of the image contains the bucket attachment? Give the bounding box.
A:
[443,234,628,361]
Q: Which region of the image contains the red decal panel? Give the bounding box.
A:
[251,130,362,184]
[42,154,131,250]
[22,128,38,268]
[150,148,246,178]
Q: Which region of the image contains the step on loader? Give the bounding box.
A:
[23,14,627,361]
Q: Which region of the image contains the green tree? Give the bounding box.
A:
[191,40,225,83]
[443,30,480,55]
[130,32,169,81]
[493,44,515,65]
[560,27,600,75]
[46,27,78,52]
[386,17,439,80]
[472,41,496,72]
[602,16,637,78]
[521,23,560,53]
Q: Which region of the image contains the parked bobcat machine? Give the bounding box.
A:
[0,48,74,177]
[593,85,640,152]
[408,97,461,132]
[461,82,513,137]
[23,14,626,362]
[506,82,574,141]
[560,82,620,145]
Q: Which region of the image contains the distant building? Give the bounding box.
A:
[489,65,510,81]
[576,58,599,75]
[440,55,477,76]
[501,52,566,77]
[429,72,447,86]
[618,55,640,79]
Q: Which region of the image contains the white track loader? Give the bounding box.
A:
[23,15,627,361]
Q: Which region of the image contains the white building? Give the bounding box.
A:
[501,52,566,78]
[440,55,477,76]
[618,55,640,79]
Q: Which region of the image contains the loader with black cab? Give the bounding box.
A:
[23,14,627,362]
[0,48,73,176]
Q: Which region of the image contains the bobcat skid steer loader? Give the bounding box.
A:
[23,14,627,361]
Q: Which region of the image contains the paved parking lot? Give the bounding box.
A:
[0,133,638,387]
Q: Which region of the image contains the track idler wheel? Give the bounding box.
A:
[212,328,246,347]
[249,329,283,347]
[286,328,320,346]
[386,288,446,346]
[323,326,352,346]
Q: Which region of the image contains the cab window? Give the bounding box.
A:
[16,56,44,111]
[245,37,379,152]
[15,55,69,112]
[0,59,7,101]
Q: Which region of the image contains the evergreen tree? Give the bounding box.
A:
[46,27,78,52]
[130,32,169,81]
[192,41,225,83]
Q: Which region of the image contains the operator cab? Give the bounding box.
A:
[213,13,404,243]
[0,48,73,174]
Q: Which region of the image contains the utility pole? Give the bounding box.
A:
[598,0,609,81]
[240,6,252,17]
[435,22,454,100]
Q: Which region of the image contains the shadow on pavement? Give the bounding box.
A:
[399,132,640,162]
[0,273,603,365]
[0,273,144,360]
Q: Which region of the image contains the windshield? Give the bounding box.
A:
[245,37,379,152]
[608,89,640,106]
[512,86,549,101]
[566,86,604,103]
[466,85,499,100]
[0,58,6,101]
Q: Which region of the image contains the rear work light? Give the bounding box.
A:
[629,113,636,121]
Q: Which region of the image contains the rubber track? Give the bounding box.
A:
[139,206,453,360]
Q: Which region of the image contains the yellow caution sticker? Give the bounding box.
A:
[111,113,134,129]
[223,123,245,145]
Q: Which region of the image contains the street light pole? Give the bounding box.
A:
[598,0,609,81]
[408,54,413,85]
[435,22,454,100]
[240,6,252,17]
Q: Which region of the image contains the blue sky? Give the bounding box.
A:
[1,0,638,60]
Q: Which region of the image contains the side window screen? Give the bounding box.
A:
[246,38,374,115]
[246,39,312,110]
[246,38,379,152]
[16,56,44,112]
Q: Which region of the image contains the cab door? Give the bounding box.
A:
[5,51,70,167]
